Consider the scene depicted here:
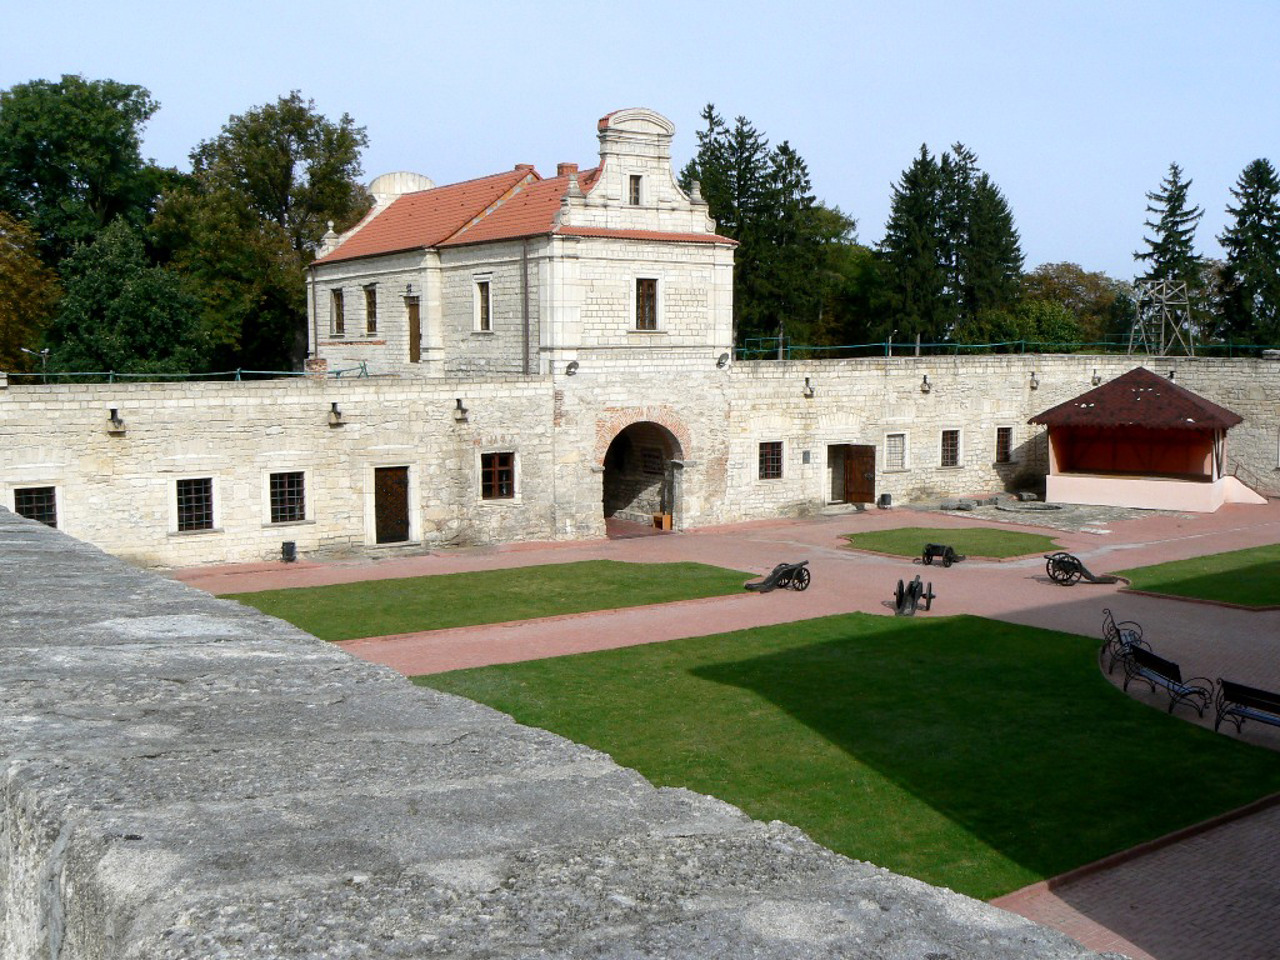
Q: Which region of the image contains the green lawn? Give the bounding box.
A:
[844,526,1060,559]
[417,614,1280,900]
[1116,543,1280,607]
[224,560,752,641]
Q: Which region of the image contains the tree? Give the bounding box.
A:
[1217,158,1280,344]
[0,211,60,371]
[960,172,1024,321]
[877,145,949,341]
[1021,262,1133,344]
[189,91,370,255]
[43,219,203,374]
[0,75,161,265]
[1135,162,1204,291]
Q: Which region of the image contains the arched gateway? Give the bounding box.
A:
[601,421,684,531]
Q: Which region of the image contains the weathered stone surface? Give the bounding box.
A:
[0,510,1114,958]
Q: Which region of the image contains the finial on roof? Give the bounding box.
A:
[567,173,583,199]
[689,180,705,203]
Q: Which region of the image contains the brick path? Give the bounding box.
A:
[175,499,1280,959]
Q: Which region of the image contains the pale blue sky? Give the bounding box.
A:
[6,0,1279,279]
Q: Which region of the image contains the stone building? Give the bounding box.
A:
[2,109,1277,568]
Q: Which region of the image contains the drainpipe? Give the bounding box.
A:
[521,237,531,375]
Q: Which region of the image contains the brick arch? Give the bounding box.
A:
[595,407,690,465]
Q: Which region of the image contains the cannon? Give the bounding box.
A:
[745,560,811,593]
[921,543,965,567]
[893,575,935,616]
[1043,551,1119,586]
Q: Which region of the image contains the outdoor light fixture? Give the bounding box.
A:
[565,360,579,376]
[453,398,469,422]
[802,377,815,399]
[1092,369,1102,386]
[106,408,126,435]
[327,402,344,427]
[921,374,932,394]
[1168,369,1176,380]
[405,282,414,297]
[716,352,730,369]
[1029,371,1040,390]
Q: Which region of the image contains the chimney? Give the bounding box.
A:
[514,163,535,172]
[557,162,579,177]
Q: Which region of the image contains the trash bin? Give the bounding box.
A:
[877,493,893,509]
[282,541,297,563]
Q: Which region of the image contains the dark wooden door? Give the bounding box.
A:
[374,466,410,543]
[844,444,876,503]
[407,299,421,364]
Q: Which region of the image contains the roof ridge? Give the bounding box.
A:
[439,169,542,244]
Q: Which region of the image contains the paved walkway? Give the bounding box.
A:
[175,499,1280,959]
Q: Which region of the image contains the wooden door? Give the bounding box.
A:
[407,299,421,364]
[845,444,877,503]
[374,466,410,543]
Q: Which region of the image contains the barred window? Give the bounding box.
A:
[364,285,377,334]
[885,433,906,471]
[330,289,345,337]
[641,447,665,475]
[269,472,306,523]
[941,430,961,468]
[481,452,514,500]
[635,278,658,331]
[14,486,57,528]
[758,441,783,480]
[995,427,1013,464]
[176,478,214,532]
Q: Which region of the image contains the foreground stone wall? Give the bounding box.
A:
[0,509,1110,959]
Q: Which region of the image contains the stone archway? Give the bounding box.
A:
[601,421,684,530]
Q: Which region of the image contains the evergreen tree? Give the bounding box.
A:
[877,145,949,341]
[1217,158,1280,344]
[1135,162,1204,291]
[961,172,1024,321]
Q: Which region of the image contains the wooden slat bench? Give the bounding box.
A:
[1123,647,1212,717]
[1214,679,1280,735]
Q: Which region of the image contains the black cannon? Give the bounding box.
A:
[1043,551,1119,586]
[921,543,964,567]
[893,575,935,616]
[745,560,811,593]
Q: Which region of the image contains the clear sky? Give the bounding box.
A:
[5,0,1278,279]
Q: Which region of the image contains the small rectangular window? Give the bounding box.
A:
[629,175,642,205]
[476,279,492,332]
[641,447,665,475]
[995,427,1013,464]
[941,430,960,468]
[330,289,345,337]
[759,441,783,480]
[14,486,57,527]
[885,434,906,471]
[269,472,306,524]
[364,286,377,335]
[636,278,658,331]
[176,478,214,532]
[481,452,514,500]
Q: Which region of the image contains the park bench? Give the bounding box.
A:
[744,560,811,593]
[1123,647,1212,717]
[1099,607,1148,675]
[1214,679,1280,735]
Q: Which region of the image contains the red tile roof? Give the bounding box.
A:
[313,169,534,264]
[440,171,586,247]
[1029,366,1243,430]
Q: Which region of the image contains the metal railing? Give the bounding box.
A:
[2,362,370,384]
[736,337,1280,361]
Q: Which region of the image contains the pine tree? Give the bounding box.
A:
[1217,158,1280,344]
[1135,162,1204,290]
[962,173,1024,321]
[878,146,949,342]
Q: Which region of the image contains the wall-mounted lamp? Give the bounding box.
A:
[802,376,815,399]
[453,397,469,422]
[1091,369,1102,386]
[327,402,344,427]
[565,360,579,376]
[405,282,414,297]
[1168,369,1176,380]
[1029,371,1040,390]
[921,374,932,394]
[716,352,731,369]
[106,407,126,435]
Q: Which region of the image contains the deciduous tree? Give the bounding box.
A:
[0,211,60,371]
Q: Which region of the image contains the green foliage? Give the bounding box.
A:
[1217,158,1280,345]
[1020,262,1134,343]
[842,526,1059,558]
[1135,162,1204,292]
[0,211,60,371]
[878,145,950,341]
[43,219,203,374]
[419,613,1280,898]
[225,560,752,641]
[0,75,161,265]
[1116,543,1280,606]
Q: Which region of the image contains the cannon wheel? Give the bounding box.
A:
[922,552,934,565]
[791,567,811,591]
[942,548,954,568]
[776,571,794,590]
[894,579,906,610]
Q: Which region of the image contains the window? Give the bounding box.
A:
[176,478,214,532]
[941,430,960,468]
[364,285,377,335]
[995,427,1013,464]
[885,433,906,471]
[758,441,783,480]
[330,289,345,337]
[481,452,514,500]
[269,472,306,524]
[475,278,492,332]
[14,486,57,527]
[641,447,664,475]
[635,278,658,331]
[629,175,642,205]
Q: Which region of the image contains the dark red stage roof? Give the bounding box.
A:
[1029,366,1243,430]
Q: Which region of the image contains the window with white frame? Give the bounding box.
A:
[269,471,306,524]
[330,289,345,337]
[176,477,214,532]
[995,426,1013,464]
[885,433,906,471]
[14,486,57,527]
[474,276,492,332]
[635,277,658,331]
[364,285,377,335]
[940,429,961,468]
[629,174,642,205]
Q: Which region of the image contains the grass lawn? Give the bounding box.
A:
[843,526,1060,559]
[1116,543,1280,607]
[417,614,1280,900]
[223,559,752,641]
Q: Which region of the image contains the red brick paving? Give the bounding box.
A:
[174,500,1280,959]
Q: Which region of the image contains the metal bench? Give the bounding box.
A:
[1099,607,1148,675]
[744,560,811,593]
[1123,647,1211,717]
[1214,679,1280,735]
